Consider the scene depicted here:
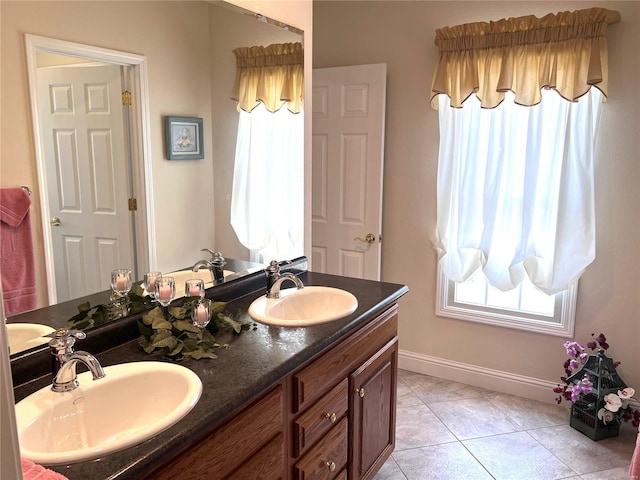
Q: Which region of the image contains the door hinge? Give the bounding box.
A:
[122,90,132,106]
[128,198,137,211]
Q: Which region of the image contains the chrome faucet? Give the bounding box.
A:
[193,249,226,283]
[265,260,304,299]
[49,328,105,393]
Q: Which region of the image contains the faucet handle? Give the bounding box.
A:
[265,260,281,276]
[49,328,86,355]
[201,248,216,259]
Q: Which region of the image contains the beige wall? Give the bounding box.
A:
[314,1,640,397]
[1,1,215,307]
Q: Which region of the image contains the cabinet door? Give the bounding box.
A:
[349,338,398,480]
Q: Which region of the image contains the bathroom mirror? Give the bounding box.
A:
[4,0,304,356]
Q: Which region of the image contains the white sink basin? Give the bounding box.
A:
[162,269,235,298]
[248,286,358,327]
[15,361,202,465]
[6,323,55,354]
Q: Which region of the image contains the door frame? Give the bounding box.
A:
[25,34,156,304]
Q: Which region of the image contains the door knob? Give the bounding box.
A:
[354,233,376,244]
[50,217,61,226]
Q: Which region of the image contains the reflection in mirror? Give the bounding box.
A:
[3,1,304,358]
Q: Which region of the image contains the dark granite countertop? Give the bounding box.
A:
[13,271,408,480]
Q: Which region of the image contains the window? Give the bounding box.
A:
[436,264,577,337]
[433,87,600,335]
[428,8,618,334]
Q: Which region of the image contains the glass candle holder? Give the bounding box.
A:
[185,278,205,299]
[110,269,132,297]
[155,276,176,308]
[144,271,162,296]
[191,298,212,331]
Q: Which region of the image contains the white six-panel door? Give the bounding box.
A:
[312,64,387,280]
[37,64,134,302]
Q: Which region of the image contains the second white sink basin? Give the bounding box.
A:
[6,323,55,354]
[15,361,202,465]
[248,286,358,327]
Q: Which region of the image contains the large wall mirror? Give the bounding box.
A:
[2,0,304,356]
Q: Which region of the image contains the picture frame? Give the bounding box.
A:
[165,116,204,160]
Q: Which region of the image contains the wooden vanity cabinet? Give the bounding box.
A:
[290,305,398,480]
[146,304,398,480]
[349,338,398,480]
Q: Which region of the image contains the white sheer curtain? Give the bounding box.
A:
[434,88,603,295]
[230,103,304,264]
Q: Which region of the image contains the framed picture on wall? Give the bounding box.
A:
[165,116,204,160]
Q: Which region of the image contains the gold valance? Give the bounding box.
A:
[430,8,620,109]
[231,42,304,114]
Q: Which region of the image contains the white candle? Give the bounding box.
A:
[148,276,156,291]
[189,285,200,297]
[116,274,127,291]
[196,304,208,323]
[158,285,171,301]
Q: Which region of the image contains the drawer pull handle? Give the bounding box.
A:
[356,387,365,398]
[325,461,336,472]
[325,412,337,423]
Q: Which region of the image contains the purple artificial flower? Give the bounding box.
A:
[579,377,593,394]
[564,341,584,358]
[571,384,582,402]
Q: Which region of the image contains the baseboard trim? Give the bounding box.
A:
[398,349,559,403]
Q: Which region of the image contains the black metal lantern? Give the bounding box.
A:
[567,350,627,440]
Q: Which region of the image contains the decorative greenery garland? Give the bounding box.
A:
[137,298,256,360]
[67,284,256,360]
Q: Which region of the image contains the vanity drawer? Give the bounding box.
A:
[293,417,348,480]
[292,378,348,458]
[292,306,398,413]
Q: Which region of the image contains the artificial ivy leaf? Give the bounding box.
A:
[137,319,153,337]
[201,330,217,343]
[220,314,245,334]
[185,348,218,360]
[210,302,226,316]
[151,316,173,330]
[181,337,199,351]
[173,319,201,333]
[168,343,185,356]
[151,329,178,350]
[169,306,187,320]
[142,307,165,325]
[77,302,92,313]
[138,335,156,354]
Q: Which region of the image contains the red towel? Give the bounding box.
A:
[1,188,37,316]
[631,425,640,480]
[22,458,69,480]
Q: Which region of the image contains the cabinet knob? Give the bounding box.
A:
[325,461,336,472]
[324,412,337,423]
[356,387,365,398]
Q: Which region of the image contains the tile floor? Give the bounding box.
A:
[374,369,637,480]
